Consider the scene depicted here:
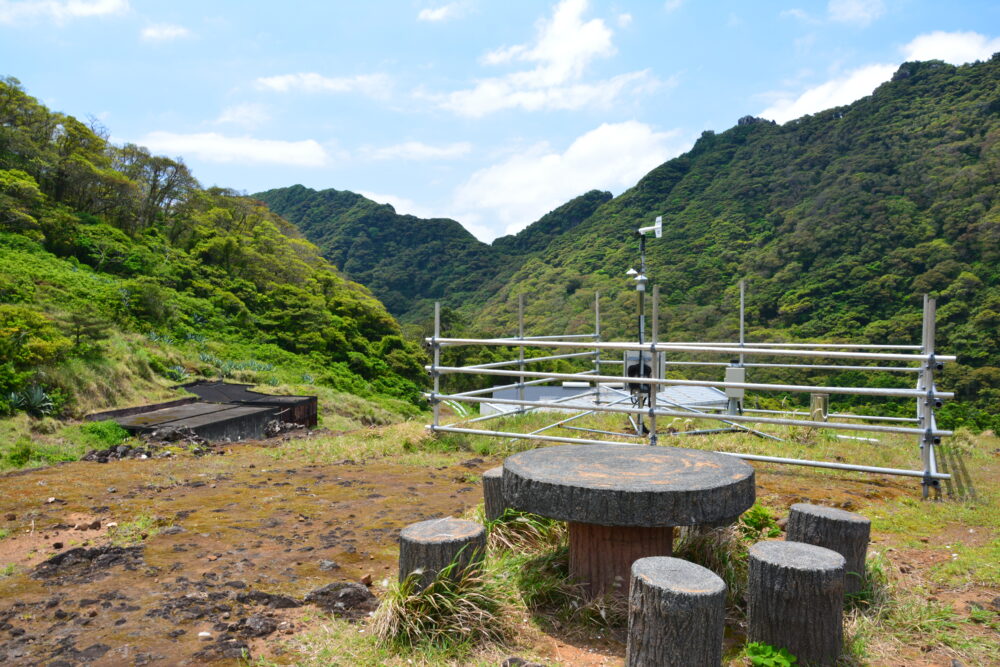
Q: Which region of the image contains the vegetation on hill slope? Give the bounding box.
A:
[466,57,1000,427]
[0,76,427,432]
[255,185,611,323]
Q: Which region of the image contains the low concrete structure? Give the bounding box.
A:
[87,381,317,441]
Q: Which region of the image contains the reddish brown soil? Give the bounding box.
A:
[0,444,995,666]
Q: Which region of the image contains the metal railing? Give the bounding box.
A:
[426,289,952,490]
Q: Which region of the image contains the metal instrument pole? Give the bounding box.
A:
[649,285,659,445]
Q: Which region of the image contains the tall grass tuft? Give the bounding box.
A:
[486,509,566,554]
[371,556,514,653]
[674,524,749,611]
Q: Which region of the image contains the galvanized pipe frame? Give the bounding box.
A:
[463,350,595,371]
[427,392,953,438]
[428,336,956,364]
[426,290,953,486]
[663,360,924,373]
[428,425,950,480]
[428,365,954,401]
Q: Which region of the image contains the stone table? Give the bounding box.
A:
[503,444,755,596]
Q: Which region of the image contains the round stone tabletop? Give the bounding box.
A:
[503,444,755,527]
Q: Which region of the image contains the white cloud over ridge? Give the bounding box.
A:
[358,191,441,220]
[140,23,190,42]
[362,141,472,161]
[760,31,1000,123]
[760,63,895,123]
[434,0,654,116]
[454,121,689,240]
[902,31,1000,65]
[0,0,127,24]
[255,72,391,98]
[138,131,328,167]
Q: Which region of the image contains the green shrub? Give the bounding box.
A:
[77,420,130,448]
[5,437,33,467]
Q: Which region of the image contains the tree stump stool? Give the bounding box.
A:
[626,557,726,667]
[482,466,506,521]
[786,503,871,595]
[748,541,846,666]
[398,517,486,590]
[503,444,755,597]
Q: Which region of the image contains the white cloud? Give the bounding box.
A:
[760,30,1000,123]
[617,13,632,28]
[215,103,270,129]
[902,31,1000,65]
[417,2,463,22]
[453,121,689,241]
[827,0,884,26]
[140,23,190,42]
[362,141,472,161]
[759,63,895,123]
[433,0,654,116]
[0,0,127,24]
[357,190,441,220]
[664,0,684,12]
[254,72,391,99]
[137,131,328,167]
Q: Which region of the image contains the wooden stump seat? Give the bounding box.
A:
[627,557,726,667]
[398,517,486,590]
[748,540,846,666]
[482,466,506,521]
[786,503,871,595]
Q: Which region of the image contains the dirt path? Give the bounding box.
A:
[0,446,483,665]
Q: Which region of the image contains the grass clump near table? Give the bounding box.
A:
[371,556,516,654]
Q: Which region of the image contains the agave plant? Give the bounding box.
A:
[11,385,55,417]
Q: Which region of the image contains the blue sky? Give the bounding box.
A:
[2,0,999,241]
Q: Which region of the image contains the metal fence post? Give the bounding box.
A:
[919,294,942,500]
[432,301,441,429]
[518,294,525,414]
[594,291,602,405]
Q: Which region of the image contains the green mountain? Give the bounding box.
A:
[0,76,427,427]
[265,57,999,427]
[254,185,611,322]
[469,57,1000,424]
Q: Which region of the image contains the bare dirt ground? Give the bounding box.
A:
[0,434,996,666]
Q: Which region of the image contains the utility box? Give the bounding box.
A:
[624,351,664,393]
[724,365,746,399]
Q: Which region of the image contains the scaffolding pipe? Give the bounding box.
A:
[463,350,595,370]
[427,393,953,437]
[453,387,599,427]
[428,425,950,480]
[673,342,923,350]
[428,365,954,400]
[493,333,599,341]
[738,408,920,423]
[428,337,955,363]
[663,361,923,373]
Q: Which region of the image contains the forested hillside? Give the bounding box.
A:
[469,57,1000,424]
[255,185,611,322]
[0,77,427,425]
